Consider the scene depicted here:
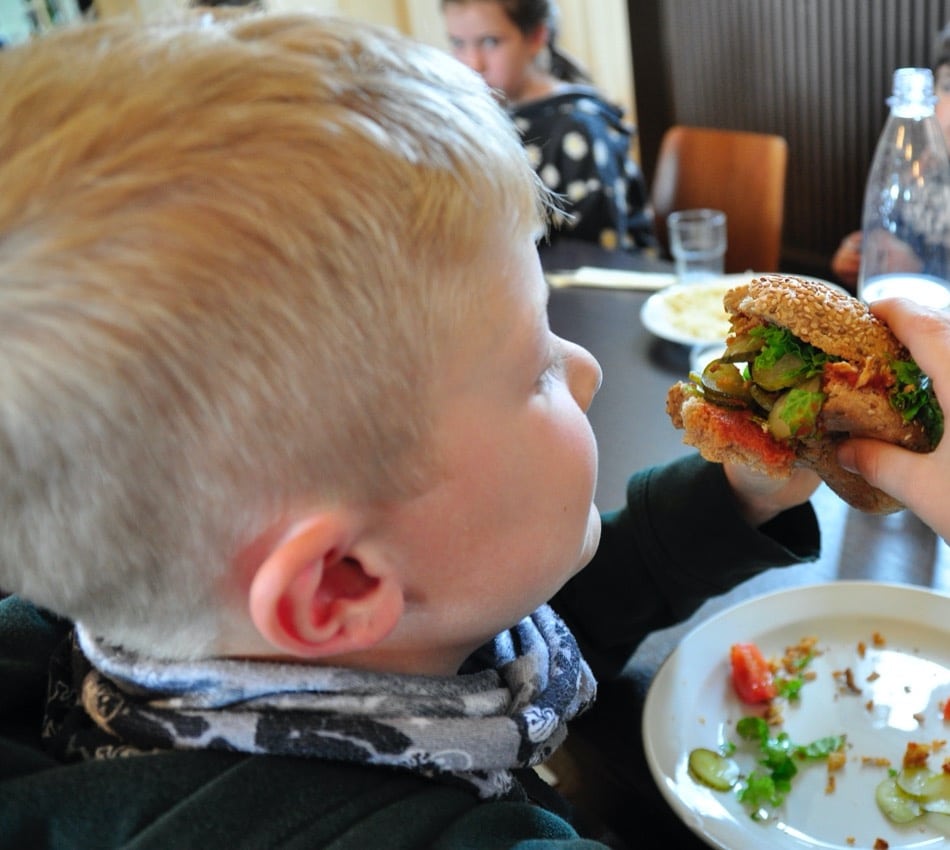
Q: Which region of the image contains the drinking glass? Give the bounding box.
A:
[668,209,727,284]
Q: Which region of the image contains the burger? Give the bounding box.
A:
[666,274,944,514]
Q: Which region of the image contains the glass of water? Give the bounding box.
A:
[668,208,727,284]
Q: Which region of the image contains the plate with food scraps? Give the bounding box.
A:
[642,581,950,850]
[639,273,844,347]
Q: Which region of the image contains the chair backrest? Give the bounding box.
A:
[650,125,788,274]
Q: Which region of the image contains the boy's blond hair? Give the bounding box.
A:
[0,13,549,658]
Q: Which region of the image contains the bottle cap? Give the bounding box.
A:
[888,67,937,111]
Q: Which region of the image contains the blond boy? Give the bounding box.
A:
[0,13,819,848]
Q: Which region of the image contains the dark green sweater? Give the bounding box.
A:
[0,456,819,849]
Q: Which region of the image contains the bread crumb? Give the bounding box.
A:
[903,741,931,768]
[833,667,862,695]
[828,750,846,772]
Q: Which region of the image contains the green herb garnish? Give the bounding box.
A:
[774,676,804,700]
[890,358,944,447]
[749,325,838,382]
[733,716,845,820]
[772,649,814,701]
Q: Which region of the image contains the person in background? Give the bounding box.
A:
[0,12,821,848]
[838,297,950,540]
[831,22,950,290]
[440,0,656,252]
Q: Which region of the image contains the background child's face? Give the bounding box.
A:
[443,1,546,102]
[379,235,602,669]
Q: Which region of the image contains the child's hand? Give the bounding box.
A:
[723,463,821,528]
[837,298,950,540]
[830,231,861,291]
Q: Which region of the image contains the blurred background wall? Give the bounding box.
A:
[8,0,950,280]
[630,0,950,278]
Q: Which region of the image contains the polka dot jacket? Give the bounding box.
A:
[511,85,656,251]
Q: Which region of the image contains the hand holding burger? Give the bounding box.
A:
[666,275,944,514]
[837,297,950,536]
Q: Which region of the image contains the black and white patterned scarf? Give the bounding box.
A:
[44,604,596,800]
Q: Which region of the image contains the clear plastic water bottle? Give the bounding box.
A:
[858,67,950,308]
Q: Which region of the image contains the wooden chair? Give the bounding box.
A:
[650,125,789,274]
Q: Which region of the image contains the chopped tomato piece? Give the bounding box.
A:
[943,699,950,722]
[730,642,777,704]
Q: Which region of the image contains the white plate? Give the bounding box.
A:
[639,273,844,346]
[643,581,950,850]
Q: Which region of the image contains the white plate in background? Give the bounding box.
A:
[642,581,950,850]
[640,273,844,346]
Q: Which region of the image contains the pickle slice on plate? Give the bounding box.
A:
[898,767,950,814]
[876,775,923,823]
[897,766,938,797]
[688,747,740,791]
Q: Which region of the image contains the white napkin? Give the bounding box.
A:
[545,266,677,291]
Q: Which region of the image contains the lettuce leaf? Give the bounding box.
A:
[890,358,944,448]
[749,325,837,382]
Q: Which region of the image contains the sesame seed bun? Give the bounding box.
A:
[723,275,908,362]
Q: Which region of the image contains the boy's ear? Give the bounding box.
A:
[247,512,404,659]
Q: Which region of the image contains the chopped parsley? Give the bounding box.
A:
[890,358,944,447]
[733,716,846,820]
[773,646,815,700]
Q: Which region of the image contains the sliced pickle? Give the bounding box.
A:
[750,352,806,391]
[767,387,823,440]
[700,361,751,408]
[915,771,950,814]
[767,393,793,440]
[879,768,950,821]
[896,766,936,797]
[688,748,740,791]
[722,333,764,361]
[749,384,781,412]
[876,775,923,823]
